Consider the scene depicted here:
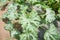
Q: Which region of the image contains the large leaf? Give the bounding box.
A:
[2,3,18,20]
[45,8,55,23]
[20,32,38,40]
[19,10,41,30]
[19,10,40,40]
[44,23,60,40]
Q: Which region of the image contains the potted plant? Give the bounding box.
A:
[1,0,60,40]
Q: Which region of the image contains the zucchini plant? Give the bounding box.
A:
[0,0,60,40]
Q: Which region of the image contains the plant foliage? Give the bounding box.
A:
[1,0,60,40]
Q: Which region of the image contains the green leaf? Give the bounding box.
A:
[57,14,60,18]
[4,23,14,31]
[45,8,55,23]
[58,8,60,13]
[56,14,60,20]
[56,0,60,2]
[48,0,55,4]
[44,23,60,40]
[19,10,41,30]
[0,0,8,6]
[11,29,20,38]
[19,10,40,40]
[20,32,38,40]
[3,3,18,20]
[26,0,41,3]
[20,5,28,12]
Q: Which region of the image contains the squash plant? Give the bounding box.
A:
[0,0,60,40]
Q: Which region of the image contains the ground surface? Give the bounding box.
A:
[0,9,10,40]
